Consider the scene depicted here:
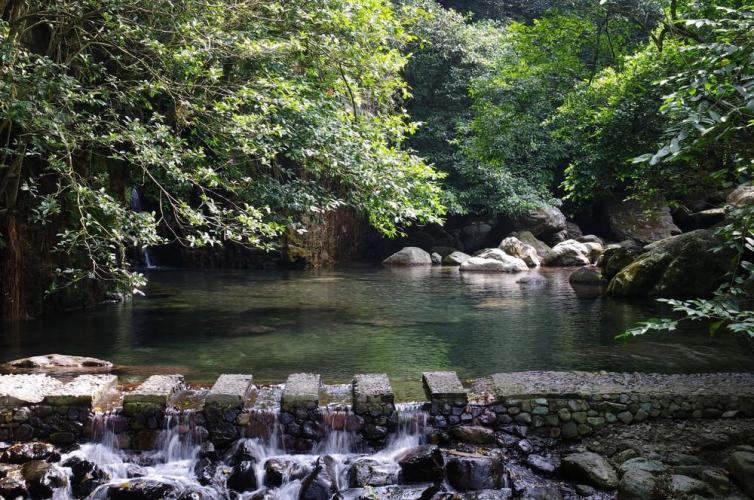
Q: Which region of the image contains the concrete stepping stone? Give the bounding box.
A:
[353,373,394,414]
[122,374,184,413]
[423,371,467,404]
[206,374,254,408]
[44,374,117,408]
[0,374,63,406]
[281,373,320,412]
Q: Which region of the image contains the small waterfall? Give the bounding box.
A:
[316,406,362,455]
[129,188,156,269]
[382,402,430,456]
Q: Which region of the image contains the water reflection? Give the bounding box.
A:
[1,267,752,399]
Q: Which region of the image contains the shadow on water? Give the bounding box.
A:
[1,266,752,397]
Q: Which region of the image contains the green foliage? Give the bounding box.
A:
[1,0,445,297]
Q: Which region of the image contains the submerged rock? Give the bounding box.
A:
[499,237,540,268]
[382,247,432,266]
[2,354,113,373]
[607,229,736,298]
[561,452,618,490]
[397,445,444,484]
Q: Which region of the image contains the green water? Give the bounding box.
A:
[2,267,752,399]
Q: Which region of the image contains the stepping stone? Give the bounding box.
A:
[44,375,117,408]
[423,371,467,404]
[353,373,394,415]
[0,374,63,406]
[122,375,184,413]
[206,374,254,408]
[281,373,320,412]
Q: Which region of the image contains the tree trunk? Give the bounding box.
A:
[2,214,27,321]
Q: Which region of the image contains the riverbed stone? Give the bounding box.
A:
[122,375,184,414]
[44,374,117,408]
[562,452,618,489]
[206,374,254,408]
[726,451,754,497]
[382,247,432,266]
[398,445,444,483]
[618,469,657,500]
[446,454,505,491]
[423,372,467,405]
[448,426,495,445]
[0,375,63,407]
[348,458,397,488]
[281,373,320,412]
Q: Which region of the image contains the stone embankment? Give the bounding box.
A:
[2,369,753,452]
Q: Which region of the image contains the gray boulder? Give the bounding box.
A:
[499,237,540,268]
[669,474,714,497]
[543,240,591,267]
[562,452,618,490]
[727,184,754,206]
[430,252,442,265]
[472,249,529,272]
[607,197,681,245]
[460,257,526,273]
[566,221,583,239]
[569,266,607,286]
[446,455,505,491]
[516,207,567,240]
[348,458,396,488]
[443,251,471,266]
[726,451,754,497]
[382,247,432,266]
[618,469,657,500]
[607,229,736,298]
[599,244,642,281]
[511,231,552,258]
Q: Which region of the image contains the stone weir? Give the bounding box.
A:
[1,370,753,452]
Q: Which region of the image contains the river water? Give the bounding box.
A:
[1,267,752,399]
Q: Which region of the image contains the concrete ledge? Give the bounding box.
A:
[423,371,467,404]
[44,375,117,408]
[281,373,320,412]
[0,375,63,406]
[206,374,254,408]
[122,375,184,413]
[472,371,754,400]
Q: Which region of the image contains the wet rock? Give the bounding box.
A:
[442,251,471,266]
[21,460,67,498]
[348,458,396,488]
[1,442,59,464]
[726,451,754,497]
[599,245,642,281]
[446,454,505,491]
[526,454,558,475]
[448,426,495,445]
[543,240,591,267]
[518,485,563,500]
[669,474,714,497]
[566,222,583,240]
[619,457,667,475]
[582,241,604,262]
[226,460,257,493]
[606,197,681,245]
[568,266,607,286]
[561,452,618,490]
[397,445,444,484]
[192,457,217,486]
[498,237,540,268]
[298,458,337,500]
[62,456,110,497]
[0,477,28,499]
[618,469,657,500]
[96,478,180,499]
[2,354,113,373]
[382,247,432,266]
[263,457,311,487]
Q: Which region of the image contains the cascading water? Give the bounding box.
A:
[52,403,430,499]
[129,188,156,269]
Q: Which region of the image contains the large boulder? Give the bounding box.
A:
[607,229,736,298]
[510,231,552,258]
[726,451,754,497]
[499,237,540,268]
[443,251,471,266]
[515,207,567,242]
[618,469,657,500]
[561,452,618,490]
[2,354,113,373]
[445,455,505,491]
[606,197,681,245]
[348,458,397,488]
[543,240,591,267]
[569,266,607,286]
[382,247,432,266]
[598,244,642,281]
[727,184,754,206]
[21,460,68,498]
[461,250,528,273]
